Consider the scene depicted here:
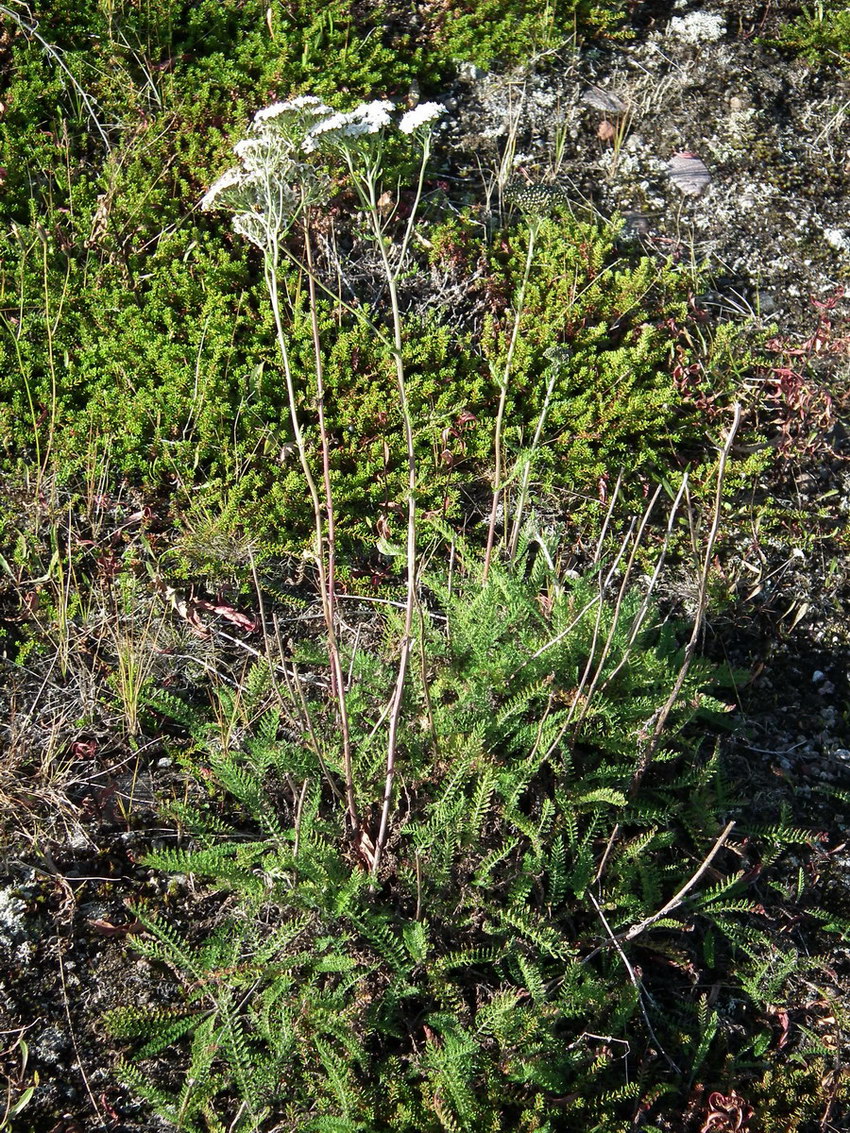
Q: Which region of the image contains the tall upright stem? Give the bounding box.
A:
[483,219,539,580]
[348,142,431,879]
[264,242,360,842]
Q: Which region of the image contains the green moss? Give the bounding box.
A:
[428,0,629,70]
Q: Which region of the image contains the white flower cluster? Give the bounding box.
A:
[302,99,395,153]
[253,95,332,124]
[399,101,445,135]
[200,94,445,248]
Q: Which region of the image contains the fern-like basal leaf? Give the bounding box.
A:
[305,1118,367,1133]
[215,992,262,1117]
[464,769,497,843]
[143,688,208,734]
[144,841,265,876]
[422,1015,480,1132]
[138,1012,206,1059]
[159,799,240,839]
[747,822,827,845]
[402,918,430,964]
[251,913,313,966]
[473,837,520,887]
[129,908,207,984]
[573,787,627,809]
[496,908,575,961]
[113,1061,197,1129]
[353,915,409,974]
[210,759,284,837]
[104,1004,198,1042]
[515,953,548,1005]
[691,872,749,909]
[315,1037,362,1117]
[435,945,503,974]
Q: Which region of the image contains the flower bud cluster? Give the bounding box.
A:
[503,181,567,215]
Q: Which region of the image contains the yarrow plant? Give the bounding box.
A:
[200,95,445,244]
[200,95,333,246]
[201,93,445,874]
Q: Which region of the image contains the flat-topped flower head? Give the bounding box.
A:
[503,180,567,215]
[399,102,445,134]
[252,96,332,129]
[203,88,441,247]
[201,101,326,246]
[303,99,395,153]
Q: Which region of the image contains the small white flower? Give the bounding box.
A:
[253,101,292,124]
[234,137,263,159]
[287,95,333,112]
[356,99,395,130]
[307,111,350,135]
[399,102,445,134]
[200,167,243,210]
[302,112,352,152]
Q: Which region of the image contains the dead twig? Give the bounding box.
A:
[584,820,736,964]
[587,892,681,1074]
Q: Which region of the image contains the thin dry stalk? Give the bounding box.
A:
[342,136,434,880]
[585,820,736,962]
[587,892,681,1074]
[507,367,558,558]
[630,403,742,795]
[303,220,358,839]
[570,483,666,736]
[597,473,690,694]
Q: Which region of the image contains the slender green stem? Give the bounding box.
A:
[507,366,557,558]
[343,141,431,878]
[263,240,361,842]
[483,217,539,580]
[303,220,358,844]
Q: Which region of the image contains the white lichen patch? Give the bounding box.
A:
[0,887,33,965]
[667,12,726,45]
[824,227,848,253]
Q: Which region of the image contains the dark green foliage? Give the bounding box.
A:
[4,4,846,1129]
[427,0,629,70]
[103,541,845,1132]
[1,191,725,560]
[0,0,721,569]
[774,2,850,62]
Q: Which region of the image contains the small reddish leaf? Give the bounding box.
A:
[86,918,143,937]
[70,739,98,759]
[193,600,258,632]
[597,120,617,142]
